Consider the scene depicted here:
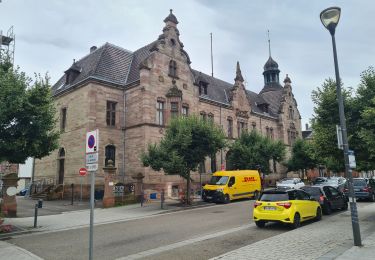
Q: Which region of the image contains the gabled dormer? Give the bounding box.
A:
[64,60,81,85]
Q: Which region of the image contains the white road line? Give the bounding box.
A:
[116,223,254,260]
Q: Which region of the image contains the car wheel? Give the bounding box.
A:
[255,221,266,228]
[323,203,332,215]
[315,207,322,221]
[370,193,375,202]
[224,194,230,204]
[291,213,301,229]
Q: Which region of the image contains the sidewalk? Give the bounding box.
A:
[212,202,375,260]
[2,199,206,234]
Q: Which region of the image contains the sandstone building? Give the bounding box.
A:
[34,10,302,197]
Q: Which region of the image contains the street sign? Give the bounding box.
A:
[348,150,356,169]
[87,164,98,172]
[86,130,99,154]
[86,153,98,164]
[79,168,87,176]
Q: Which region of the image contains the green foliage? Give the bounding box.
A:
[311,79,351,173]
[287,139,317,172]
[226,131,286,174]
[311,68,375,172]
[142,116,226,179]
[0,56,59,163]
[356,67,375,167]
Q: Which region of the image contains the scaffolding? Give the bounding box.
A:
[0,26,15,64]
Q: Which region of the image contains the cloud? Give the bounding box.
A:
[1,0,374,127]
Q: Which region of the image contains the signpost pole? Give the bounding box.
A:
[80,176,83,202]
[89,170,95,260]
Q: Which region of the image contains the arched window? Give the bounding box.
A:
[105,145,116,166]
[169,60,177,78]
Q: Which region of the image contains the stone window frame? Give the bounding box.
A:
[156,98,165,126]
[227,116,233,138]
[182,103,189,117]
[60,107,67,132]
[168,60,177,78]
[106,101,117,127]
[105,144,116,167]
[170,101,179,118]
[199,81,208,96]
[237,119,248,137]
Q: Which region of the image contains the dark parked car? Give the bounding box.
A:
[344,178,375,201]
[301,185,348,214]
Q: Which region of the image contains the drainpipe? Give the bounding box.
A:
[122,88,126,184]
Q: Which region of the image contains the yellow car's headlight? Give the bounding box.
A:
[216,188,224,192]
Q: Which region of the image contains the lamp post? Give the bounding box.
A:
[320,6,362,246]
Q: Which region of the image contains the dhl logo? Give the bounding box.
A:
[243,176,256,182]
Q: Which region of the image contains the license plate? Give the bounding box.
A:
[354,189,360,192]
[264,206,276,211]
[206,196,212,199]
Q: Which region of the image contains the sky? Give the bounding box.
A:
[1,0,374,128]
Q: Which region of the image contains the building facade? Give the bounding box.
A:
[34,11,302,197]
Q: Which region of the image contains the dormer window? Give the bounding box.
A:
[199,81,208,95]
[169,60,177,78]
[64,60,81,85]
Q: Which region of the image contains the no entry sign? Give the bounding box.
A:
[79,168,87,176]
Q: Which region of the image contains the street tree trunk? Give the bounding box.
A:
[186,170,191,205]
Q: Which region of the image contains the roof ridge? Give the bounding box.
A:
[74,43,107,65]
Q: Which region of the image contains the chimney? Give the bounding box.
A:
[305,123,309,130]
[90,46,97,53]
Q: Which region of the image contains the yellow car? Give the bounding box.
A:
[253,188,322,229]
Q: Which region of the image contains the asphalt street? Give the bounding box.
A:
[6,200,372,260]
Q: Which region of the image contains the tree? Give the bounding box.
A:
[311,79,353,173]
[0,56,59,163]
[141,116,226,204]
[287,139,317,179]
[355,67,375,169]
[226,131,286,174]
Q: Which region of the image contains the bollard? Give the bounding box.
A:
[33,203,38,228]
[161,189,165,209]
[71,183,74,205]
[140,190,144,207]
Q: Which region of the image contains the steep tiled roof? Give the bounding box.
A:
[52,41,284,120]
[192,69,231,104]
[52,43,132,95]
[260,89,283,115]
[126,41,156,85]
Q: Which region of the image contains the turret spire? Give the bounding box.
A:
[234,61,244,82]
[267,30,271,57]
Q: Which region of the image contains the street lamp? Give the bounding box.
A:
[320,7,362,246]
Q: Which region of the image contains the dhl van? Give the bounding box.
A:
[202,170,261,203]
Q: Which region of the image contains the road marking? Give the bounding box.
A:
[116,223,255,260]
[9,201,250,239]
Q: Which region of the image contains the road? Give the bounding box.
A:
[7,200,370,260]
